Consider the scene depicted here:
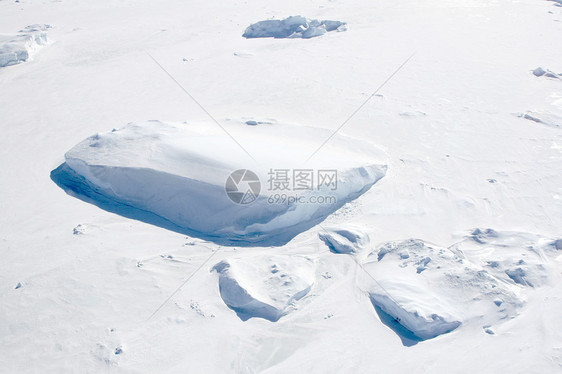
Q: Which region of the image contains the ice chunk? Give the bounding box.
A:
[54,121,387,246]
[471,228,498,244]
[533,67,546,77]
[321,20,347,32]
[532,67,561,79]
[519,111,561,128]
[18,24,52,33]
[318,226,368,254]
[212,255,315,321]
[243,16,347,39]
[0,25,50,68]
[370,291,461,341]
[364,237,525,345]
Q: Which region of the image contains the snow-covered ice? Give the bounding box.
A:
[532,66,561,79]
[55,120,387,246]
[243,16,347,39]
[362,229,560,346]
[212,255,315,321]
[0,24,50,67]
[363,236,530,344]
[318,226,368,254]
[519,111,561,128]
[451,229,555,289]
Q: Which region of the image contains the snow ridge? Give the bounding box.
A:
[212,255,315,321]
[243,16,347,39]
[0,24,50,67]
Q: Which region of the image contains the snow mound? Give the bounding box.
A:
[55,121,387,246]
[519,111,561,128]
[318,226,369,254]
[532,67,561,79]
[0,25,50,67]
[212,255,315,321]
[452,228,554,288]
[370,290,461,342]
[243,16,347,39]
[363,238,525,345]
[19,24,52,33]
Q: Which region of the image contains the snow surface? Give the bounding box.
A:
[243,16,347,39]
[1,0,562,372]
[56,120,387,246]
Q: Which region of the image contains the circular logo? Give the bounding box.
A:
[225,169,261,205]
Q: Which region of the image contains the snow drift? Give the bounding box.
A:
[243,16,347,39]
[532,67,561,79]
[0,25,50,67]
[54,120,387,246]
[318,226,369,254]
[519,111,561,128]
[362,230,560,345]
[369,290,461,343]
[454,229,553,289]
[363,237,527,345]
[212,255,315,321]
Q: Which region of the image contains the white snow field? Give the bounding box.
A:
[56,120,387,245]
[1,0,562,373]
[0,24,50,67]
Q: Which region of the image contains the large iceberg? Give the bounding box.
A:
[54,120,387,246]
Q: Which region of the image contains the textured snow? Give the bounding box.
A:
[369,292,461,343]
[212,255,315,321]
[532,66,561,79]
[58,120,387,246]
[318,226,368,254]
[452,229,553,289]
[0,25,49,67]
[363,230,558,345]
[363,236,532,344]
[519,111,562,128]
[243,16,347,39]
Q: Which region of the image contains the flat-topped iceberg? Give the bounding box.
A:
[54,120,387,246]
